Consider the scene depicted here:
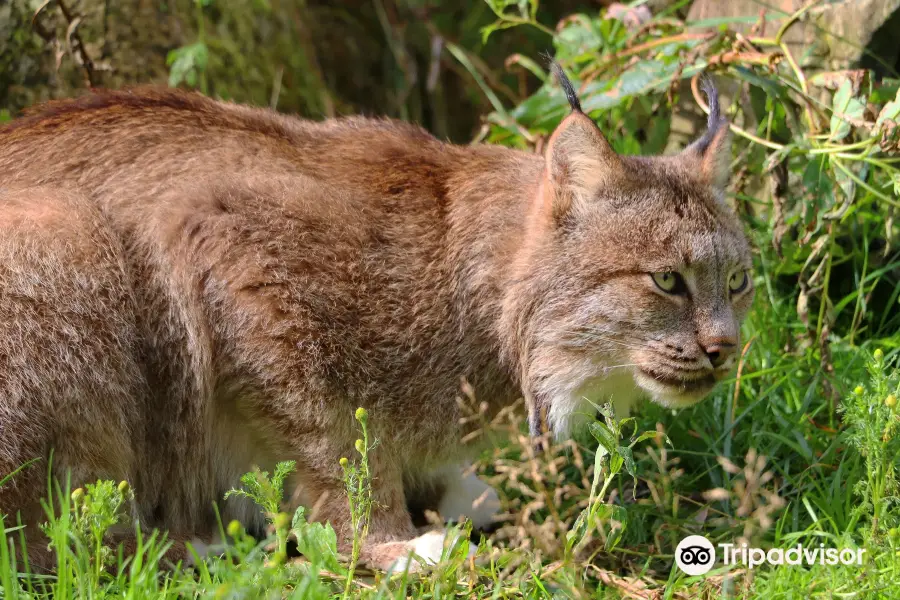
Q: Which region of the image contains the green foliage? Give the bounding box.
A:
[225,460,297,557]
[339,407,374,596]
[167,0,213,94]
[225,460,296,520]
[841,350,900,539]
[567,404,663,558]
[830,80,866,142]
[37,480,134,589]
[291,507,341,573]
[167,42,209,89]
[2,474,174,598]
[481,0,553,42]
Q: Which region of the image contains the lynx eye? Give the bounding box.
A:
[651,272,685,295]
[728,270,749,294]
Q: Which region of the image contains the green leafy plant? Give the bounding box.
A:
[225,460,296,559]
[481,0,554,41]
[339,407,374,598]
[167,43,209,90]
[39,480,133,589]
[841,349,900,539]
[166,0,212,93]
[290,506,341,574]
[567,404,664,559]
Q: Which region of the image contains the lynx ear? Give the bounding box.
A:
[543,63,621,220]
[683,77,731,191]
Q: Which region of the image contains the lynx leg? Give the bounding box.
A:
[372,463,498,573]
[0,409,53,570]
[346,462,494,573]
[0,186,146,570]
[290,438,467,572]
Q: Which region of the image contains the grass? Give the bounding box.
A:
[1,355,898,597]
[3,1,900,598]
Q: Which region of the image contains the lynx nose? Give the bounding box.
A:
[703,341,736,368]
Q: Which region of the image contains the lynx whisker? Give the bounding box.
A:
[562,331,648,351]
[598,363,641,370]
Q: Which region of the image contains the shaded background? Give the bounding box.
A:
[3,0,900,142]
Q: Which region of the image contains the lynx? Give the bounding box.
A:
[0,66,753,570]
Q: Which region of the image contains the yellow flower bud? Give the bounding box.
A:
[273,512,290,531]
[874,348,884,362]
[226,520,242,538]
[339,457,349,468]
[71,488,84,505]
[117,480,130,495]
[355,407,368,425]
[854,386,865,396]
[355,439,365,454]
[886,394,897,409]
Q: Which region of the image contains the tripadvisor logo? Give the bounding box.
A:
[675,535,867,576]
[675,535,716,575]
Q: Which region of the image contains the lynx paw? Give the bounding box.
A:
[386,529,473,573]
[184,533,224,567]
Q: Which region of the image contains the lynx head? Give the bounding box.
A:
[504,64,754,438]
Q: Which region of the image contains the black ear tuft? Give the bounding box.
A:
[695,76,726,153]
[684,75,732,190]
[549,60,583,114]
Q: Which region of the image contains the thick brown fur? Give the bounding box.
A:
[0,81,752,569]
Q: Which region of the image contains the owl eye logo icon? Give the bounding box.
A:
[675,535,716,575]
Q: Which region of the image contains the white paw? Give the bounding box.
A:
[388,529,472,573]
[438,466,501,529]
